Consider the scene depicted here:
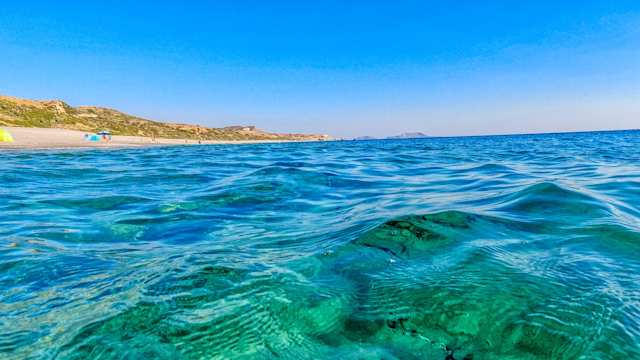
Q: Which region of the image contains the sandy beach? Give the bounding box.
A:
[0,127,308,149]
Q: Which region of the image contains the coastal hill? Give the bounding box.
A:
[0,95,330,141]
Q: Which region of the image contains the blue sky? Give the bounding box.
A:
[1,1,639,137]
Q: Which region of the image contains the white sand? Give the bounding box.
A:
[0,127,305,149]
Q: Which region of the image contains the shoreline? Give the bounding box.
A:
[0,127,320,150]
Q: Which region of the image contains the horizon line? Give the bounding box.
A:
[346,128,639,141]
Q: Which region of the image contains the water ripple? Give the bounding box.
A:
[1,131,640,359]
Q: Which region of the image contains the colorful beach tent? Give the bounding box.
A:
[0,129,14,143]
[88,134,101,142]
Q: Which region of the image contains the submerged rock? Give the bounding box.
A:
[355,211,476,259]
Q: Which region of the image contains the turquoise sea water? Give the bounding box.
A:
[1,131,640,359]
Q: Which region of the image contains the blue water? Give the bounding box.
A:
[1,131,640,359]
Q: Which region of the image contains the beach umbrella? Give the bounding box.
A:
[97,130,112,141]
[0,129,14,143]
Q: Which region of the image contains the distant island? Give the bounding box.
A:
[353,132,429,140]
[386,132,429,139]
[0,95,330,141]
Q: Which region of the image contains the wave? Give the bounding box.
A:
[2,131,640,359]
[55,207,640,359]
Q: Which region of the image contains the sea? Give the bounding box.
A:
[1,130,639,359]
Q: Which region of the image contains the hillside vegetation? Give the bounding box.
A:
[0,95,329,141]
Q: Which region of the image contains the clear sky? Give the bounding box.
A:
[1,1,639,137]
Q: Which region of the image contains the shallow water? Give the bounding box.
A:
[1,131,640,359]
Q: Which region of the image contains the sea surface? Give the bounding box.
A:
[1,131,640,359]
